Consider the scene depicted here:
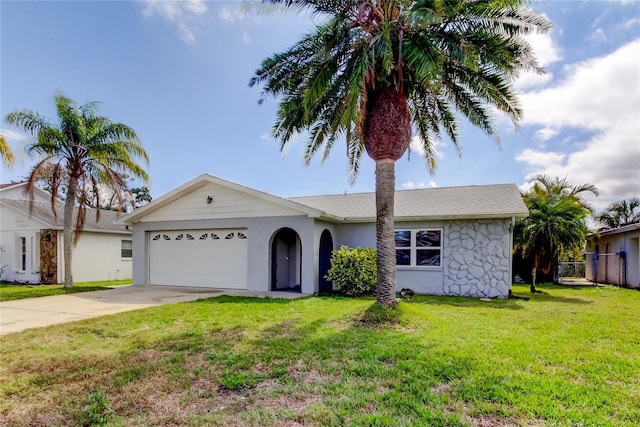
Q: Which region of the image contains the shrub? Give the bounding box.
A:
[325,246,377,297]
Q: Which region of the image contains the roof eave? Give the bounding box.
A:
[341,212,529,223]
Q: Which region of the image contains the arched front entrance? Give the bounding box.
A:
[271,228,301,292]
[319,229,334,294]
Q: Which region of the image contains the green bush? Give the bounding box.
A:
[325,246,377,297]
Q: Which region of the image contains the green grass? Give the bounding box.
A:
[0,280,131,301]
[1,283,638,426]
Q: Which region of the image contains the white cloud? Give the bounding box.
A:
[218,5,245,24]
[534,127,559,142]
[516,39,640,209]
[515,31,562,90]
[623,18,640,29]
[409,135,444,159]
[0,129,28,142]
[242,32,252,44]
[589,28,608,42]
[401,180,438,190]
[141,0,207,44]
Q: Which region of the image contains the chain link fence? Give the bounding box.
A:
[559,262,586,278]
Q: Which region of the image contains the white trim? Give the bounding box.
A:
[395,228,443,269]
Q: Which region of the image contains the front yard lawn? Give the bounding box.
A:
[0,280,131,301]
[1,283,638,426]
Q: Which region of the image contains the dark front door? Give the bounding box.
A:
[271,228,301,292]
[319,229,333,294]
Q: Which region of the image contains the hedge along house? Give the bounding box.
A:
[119,174,528,298]
[0,182,133,284]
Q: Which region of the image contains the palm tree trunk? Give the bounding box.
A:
[63,177,78,288]
[375,159,398,307]
[530,267,537,293]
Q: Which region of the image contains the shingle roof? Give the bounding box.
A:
[0,198,130,233]
[289,183,528,221]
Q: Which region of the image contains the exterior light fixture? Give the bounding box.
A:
[206,196,213,204]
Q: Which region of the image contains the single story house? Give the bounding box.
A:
[585,224,640,288]
[0,182,133,284]
[119,174,528,298]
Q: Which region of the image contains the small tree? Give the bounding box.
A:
[325,246,377,297]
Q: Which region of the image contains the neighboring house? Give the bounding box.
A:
[585,224,640,288]
[0,182,132,284]
[119,174,528,298]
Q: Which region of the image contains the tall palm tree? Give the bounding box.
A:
[251,0,550,306]
[0,134,14,167]
[514,175,598,292]
[597,198,640,229]
[5,93,149,288]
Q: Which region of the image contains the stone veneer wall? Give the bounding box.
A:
[443,219,511,298]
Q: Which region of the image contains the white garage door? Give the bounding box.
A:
[149,229,248,289]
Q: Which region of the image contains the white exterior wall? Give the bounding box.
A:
[131,216,316,293]
[72,231,132,282]
[334,218,514,298]
[0,204,45,283]
[586,229,640,288]
[0,201,132,284]
[139,182,304,222]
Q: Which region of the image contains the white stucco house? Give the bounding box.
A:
[585,224,640,288]
[119,174,528,298]
[0,182,133,284]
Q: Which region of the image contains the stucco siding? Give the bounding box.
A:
[131,216,317,293]
[139,182,306,222]
[72,232,132,282]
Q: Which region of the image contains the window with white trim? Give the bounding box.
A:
[394,229,442,267]
[20,237,27,271]
[121,240,133,258]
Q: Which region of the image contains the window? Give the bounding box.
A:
[394,229,441,267]
[121,240,133,258]
[20,237,27,271]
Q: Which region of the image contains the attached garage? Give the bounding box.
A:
[148,229,248,289]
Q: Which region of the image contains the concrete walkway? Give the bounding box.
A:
[0,285,308,335]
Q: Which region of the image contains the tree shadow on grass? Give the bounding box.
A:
[195,295,297,304]
[522,291,594,305]
[409,295,525,310]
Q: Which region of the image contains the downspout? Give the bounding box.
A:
[509,217,515,292]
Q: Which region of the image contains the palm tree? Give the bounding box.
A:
[596,198,640,229]
[250,0,551,307]
[0,134,14,167]
[514,175,598,292]
[5,93,149,288]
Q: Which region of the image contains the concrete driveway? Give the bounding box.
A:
[0,285,306,335]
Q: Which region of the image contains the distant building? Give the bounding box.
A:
[585,224,640,288]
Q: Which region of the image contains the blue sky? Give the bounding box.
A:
[1,0,639,210]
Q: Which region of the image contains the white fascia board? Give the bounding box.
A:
[341,212,529,223]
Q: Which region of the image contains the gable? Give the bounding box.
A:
[0,183,52,203]
[0,201,49,231]
[138,181,308,223]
